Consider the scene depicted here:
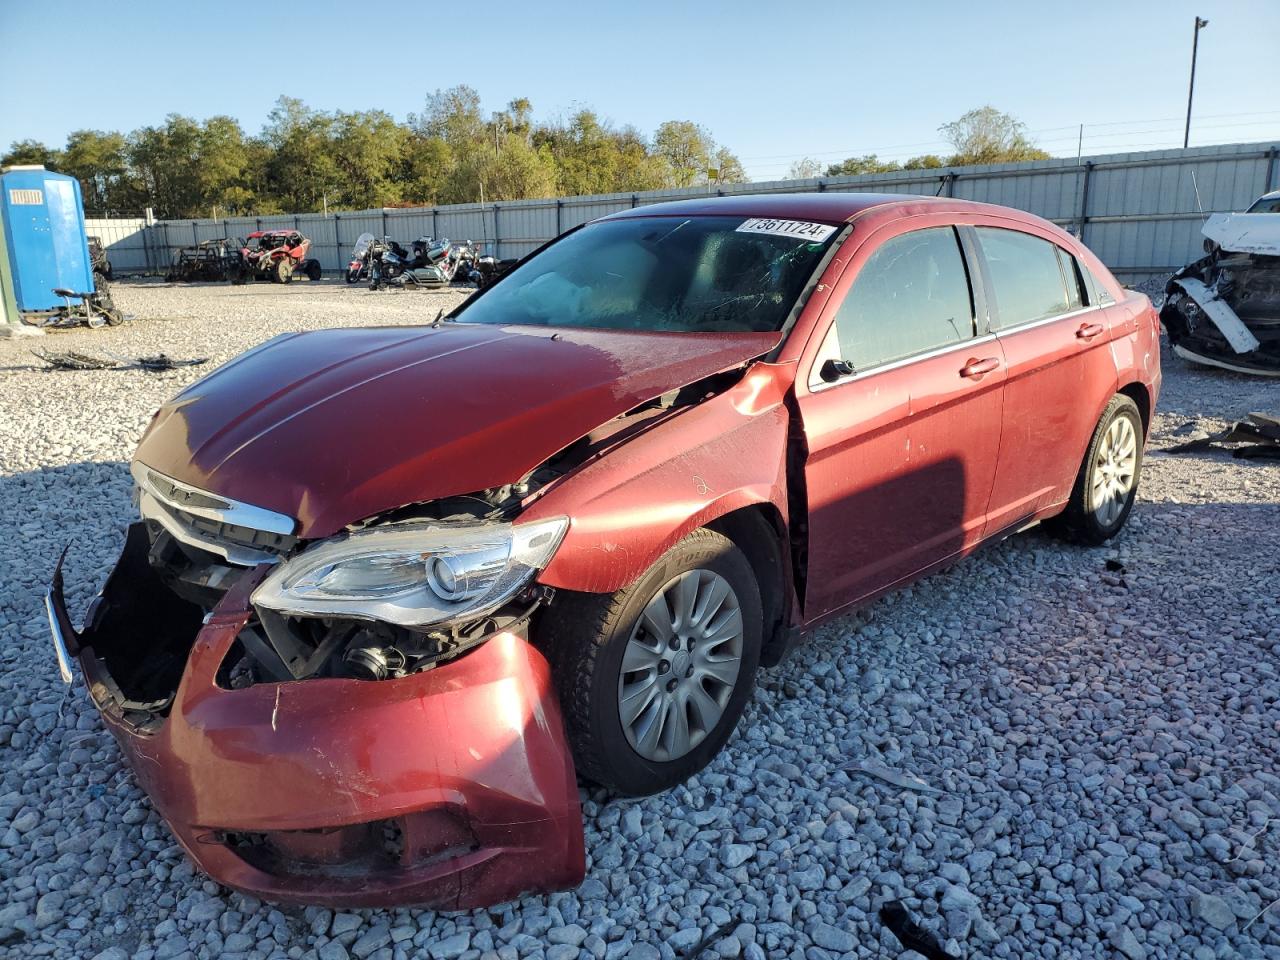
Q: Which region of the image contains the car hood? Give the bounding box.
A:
[134,323,781,538]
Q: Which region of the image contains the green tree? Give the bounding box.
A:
[653,120,714,188]
[61,130,139,212]
[903,154,946,170]
[196,117,253,216]
[330,110,408,209]
[711,147,746,184]
[2,139,61,169]
[824,154,901,177]
[939,106,1050,165]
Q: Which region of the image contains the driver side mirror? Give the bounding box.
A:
[819,358,855,383]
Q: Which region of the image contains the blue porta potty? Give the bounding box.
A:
[0,166,93,315]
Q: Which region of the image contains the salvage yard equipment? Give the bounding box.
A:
[1162,191,1280,376]
[236,229,322,283]
[167,238,242,282]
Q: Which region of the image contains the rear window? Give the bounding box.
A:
[975,227,1071,329]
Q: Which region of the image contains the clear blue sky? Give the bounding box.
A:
[3,0,1278,181]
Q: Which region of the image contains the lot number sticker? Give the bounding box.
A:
[736,218,836,242]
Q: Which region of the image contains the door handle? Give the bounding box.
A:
[1076,322,1105,341]
[959,357,1000,380]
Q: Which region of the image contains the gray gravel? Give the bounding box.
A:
[1,280,1278,959]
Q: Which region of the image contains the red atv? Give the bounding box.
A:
[236,229,323,283]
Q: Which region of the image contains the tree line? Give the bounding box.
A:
[787,106,1051,179]
[3,97,1049,219]
[1,87,747,219]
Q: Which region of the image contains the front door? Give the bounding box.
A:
[796,225,1005,620]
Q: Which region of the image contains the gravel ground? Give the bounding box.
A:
[1,280,1278,960]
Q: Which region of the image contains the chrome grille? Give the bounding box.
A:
[131,462,297,566]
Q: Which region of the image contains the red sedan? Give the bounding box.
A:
[48,193,1161,908]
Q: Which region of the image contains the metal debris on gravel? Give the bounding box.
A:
[1,279,1278,959]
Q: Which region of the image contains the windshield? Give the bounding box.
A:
[352,232,375,257]
[1246,196,1280,213]
[454,215,841,333]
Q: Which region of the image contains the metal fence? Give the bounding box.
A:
[94,140,1280,286]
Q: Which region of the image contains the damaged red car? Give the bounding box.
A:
[48,193,1161,909]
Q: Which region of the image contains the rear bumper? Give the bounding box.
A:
[48,529,585,909]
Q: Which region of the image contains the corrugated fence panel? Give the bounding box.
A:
[100,141,1279,285]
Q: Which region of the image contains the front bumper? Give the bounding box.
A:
[48,525,585,909]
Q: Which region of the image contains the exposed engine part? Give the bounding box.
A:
[342,645,407,681]
[1162,210,1280,377]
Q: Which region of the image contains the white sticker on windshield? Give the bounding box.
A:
[736,217,837,243]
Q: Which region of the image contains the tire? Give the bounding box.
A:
[542,528,763,796]
[346,267,361,284]
[275,259,293,284]
[304,260,322,282]
[1046,394,1144,545]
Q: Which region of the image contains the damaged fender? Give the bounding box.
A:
[48,526,585,909]
[522,363,796,597]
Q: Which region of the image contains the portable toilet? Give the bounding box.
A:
[0,166,93,315]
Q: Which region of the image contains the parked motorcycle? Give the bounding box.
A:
[370,236,468,290]
[346,233,379,284]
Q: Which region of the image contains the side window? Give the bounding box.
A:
[975,227,1070,329]
[829,227,974,372]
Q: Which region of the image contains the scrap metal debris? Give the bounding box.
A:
[1165,413,1280,460]
[844,758,941,795]
[879,900,959,960]
[1161,199,1280,376]
[32,350,208,373]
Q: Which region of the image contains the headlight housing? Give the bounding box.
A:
[251,517,568,627]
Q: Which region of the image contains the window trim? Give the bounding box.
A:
[809,224,980,387]
[810,331,998,392]
[971,225,1080,332]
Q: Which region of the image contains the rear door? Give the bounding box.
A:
[972,225,1119,533]
[795,224,1005,619]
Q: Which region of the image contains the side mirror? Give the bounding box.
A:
[819,358,855,383]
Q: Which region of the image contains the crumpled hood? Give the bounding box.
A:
[134,323,780,537]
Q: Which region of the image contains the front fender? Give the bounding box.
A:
[522,364,795,595]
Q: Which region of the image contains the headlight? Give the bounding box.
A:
[251,517,568,627]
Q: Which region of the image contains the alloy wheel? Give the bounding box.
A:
[1091,414,1138,527]
[617,569,744,762]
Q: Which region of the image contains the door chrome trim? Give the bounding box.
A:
[808,333,1000,393]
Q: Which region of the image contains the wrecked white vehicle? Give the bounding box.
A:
[1162,190,1280,376]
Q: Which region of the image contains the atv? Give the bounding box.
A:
[235,229,323,284]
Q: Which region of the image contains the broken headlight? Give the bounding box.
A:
[251,518,568,628]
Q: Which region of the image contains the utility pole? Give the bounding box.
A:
[1183,16,1209,149]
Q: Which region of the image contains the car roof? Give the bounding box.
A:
[599,192,1008,225]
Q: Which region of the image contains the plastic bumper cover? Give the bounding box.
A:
[47,527,585,908]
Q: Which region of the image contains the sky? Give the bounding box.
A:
[3,0,1279,181]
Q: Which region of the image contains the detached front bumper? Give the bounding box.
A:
[47,525,585,909]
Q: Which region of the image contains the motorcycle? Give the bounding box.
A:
[346,233,382,284]
[371,237,470,290]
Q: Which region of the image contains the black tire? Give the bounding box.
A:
[304,260,322,282]
[541,528,763,797]
[1046,394,1144,545]
[346,267,361,284]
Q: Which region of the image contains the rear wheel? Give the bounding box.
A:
[543,528,762,796]
[1047,394,1144,545]
[304,260,322,281]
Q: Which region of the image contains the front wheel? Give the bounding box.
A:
[275,259,293,284]
[1047,394,1144,545]
[542,528,762,796]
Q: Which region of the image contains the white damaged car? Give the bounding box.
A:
[1161,190,1280,376]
